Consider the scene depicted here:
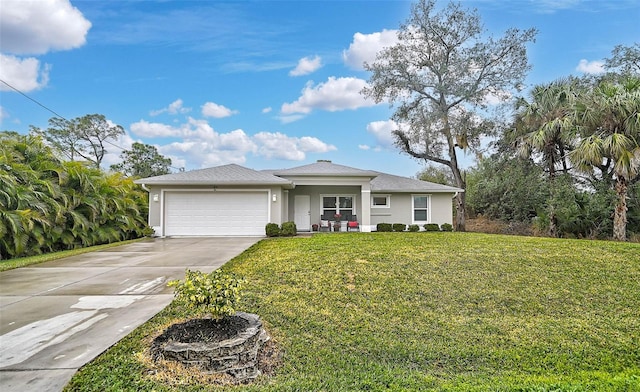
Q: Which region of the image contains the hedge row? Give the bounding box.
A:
[1,132,150,260]
[376,223,453,232]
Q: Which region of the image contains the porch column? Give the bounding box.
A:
[283,190,289,223]
[361,184,371,232]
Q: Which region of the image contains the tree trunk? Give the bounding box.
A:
[443,114,466,232]
[449,163,466,232]
[547,165,558,238]
[613,176,628,241]
[455,191,466,232]
[548,204,558,238]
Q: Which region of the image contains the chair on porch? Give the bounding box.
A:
[319,212,332,232]
[346,214,360,231]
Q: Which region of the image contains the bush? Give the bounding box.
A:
[408,224,420,232]
[440,223,453,232]
[168,269,245,319]
[0,133,150,260]
[265,223,281,237]
[281,221,297,236]
[376,223,393,232]
[393,223,406,232]
[423,223,440,232]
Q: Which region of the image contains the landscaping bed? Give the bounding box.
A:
[65,233,640,391]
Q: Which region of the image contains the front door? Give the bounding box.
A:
[294,195,311,231]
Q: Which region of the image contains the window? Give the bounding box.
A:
[321,195,355,219]
[412,195,430,223]
[372,194,390,208]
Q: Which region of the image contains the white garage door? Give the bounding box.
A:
[164,191,269,236]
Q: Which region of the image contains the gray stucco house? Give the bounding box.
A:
[134,160,463,236]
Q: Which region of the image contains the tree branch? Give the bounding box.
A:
[394,130,452,167]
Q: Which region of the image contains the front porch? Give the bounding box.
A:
[284,184,372,233]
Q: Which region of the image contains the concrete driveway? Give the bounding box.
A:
[0,237,260,392]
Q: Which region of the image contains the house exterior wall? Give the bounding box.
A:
[371,193,410,227]
[430,193,455,225]
[143,185,455,235]
[370,192,455,230]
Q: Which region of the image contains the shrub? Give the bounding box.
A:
[423,223,440,232]
[168,269,245,319]
[441,223,454,232]
[281,221,297,236]
[265,223,281,237]
[408,224,420,232]
[377,223,393,232]
[393,223,407,232]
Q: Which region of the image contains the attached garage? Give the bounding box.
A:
[163,191,269,236]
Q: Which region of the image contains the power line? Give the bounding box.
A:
[0,78,68,121]
[1,78,126,152]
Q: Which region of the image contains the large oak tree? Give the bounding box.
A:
[363,0,536,231]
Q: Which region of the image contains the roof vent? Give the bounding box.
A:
[317,159,332,163]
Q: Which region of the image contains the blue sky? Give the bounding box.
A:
[1,0,638,177]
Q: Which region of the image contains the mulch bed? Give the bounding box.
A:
[152,316,251,345]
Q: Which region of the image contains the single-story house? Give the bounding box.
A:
[134,160,463,236]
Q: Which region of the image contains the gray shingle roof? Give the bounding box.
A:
[371,172,463,193]
[134,161,462,193]
[272,161,378,177]
[134,164,293,186]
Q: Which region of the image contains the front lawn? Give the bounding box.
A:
[65,233,640,391]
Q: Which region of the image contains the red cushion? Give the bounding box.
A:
[348,221,358,227]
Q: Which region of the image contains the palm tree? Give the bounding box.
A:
[571,77,640,241]
[513,78,578,236]
[0,133,59,258]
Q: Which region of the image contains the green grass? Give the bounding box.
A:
[65,233,640,391]
[0,238,146,272]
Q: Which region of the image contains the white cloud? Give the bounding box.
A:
[277,114,306,124]
[297,136,337,153]
[253,132,336,160]
[576,59,605,74]
[281,77,378,115]
[150,99,191,116]
[0,0,90,92]
[534,0,581,14]
[342,29,399,70]
[366,120,399,149]
[0,0,91,55]
[0,54,50,92]
[0,106,7,123]
[131,119,256,168]
[201,102,238,118]
[358,144,371,150]
[160,141,250,168]
[289,55,322,76]
[129,117,335,168]
[130,120,179,138]
[262,107,272,114]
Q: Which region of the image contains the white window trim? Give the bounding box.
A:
[411,194,431,224]
[371,194,391,208]
[320,194,357,218]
